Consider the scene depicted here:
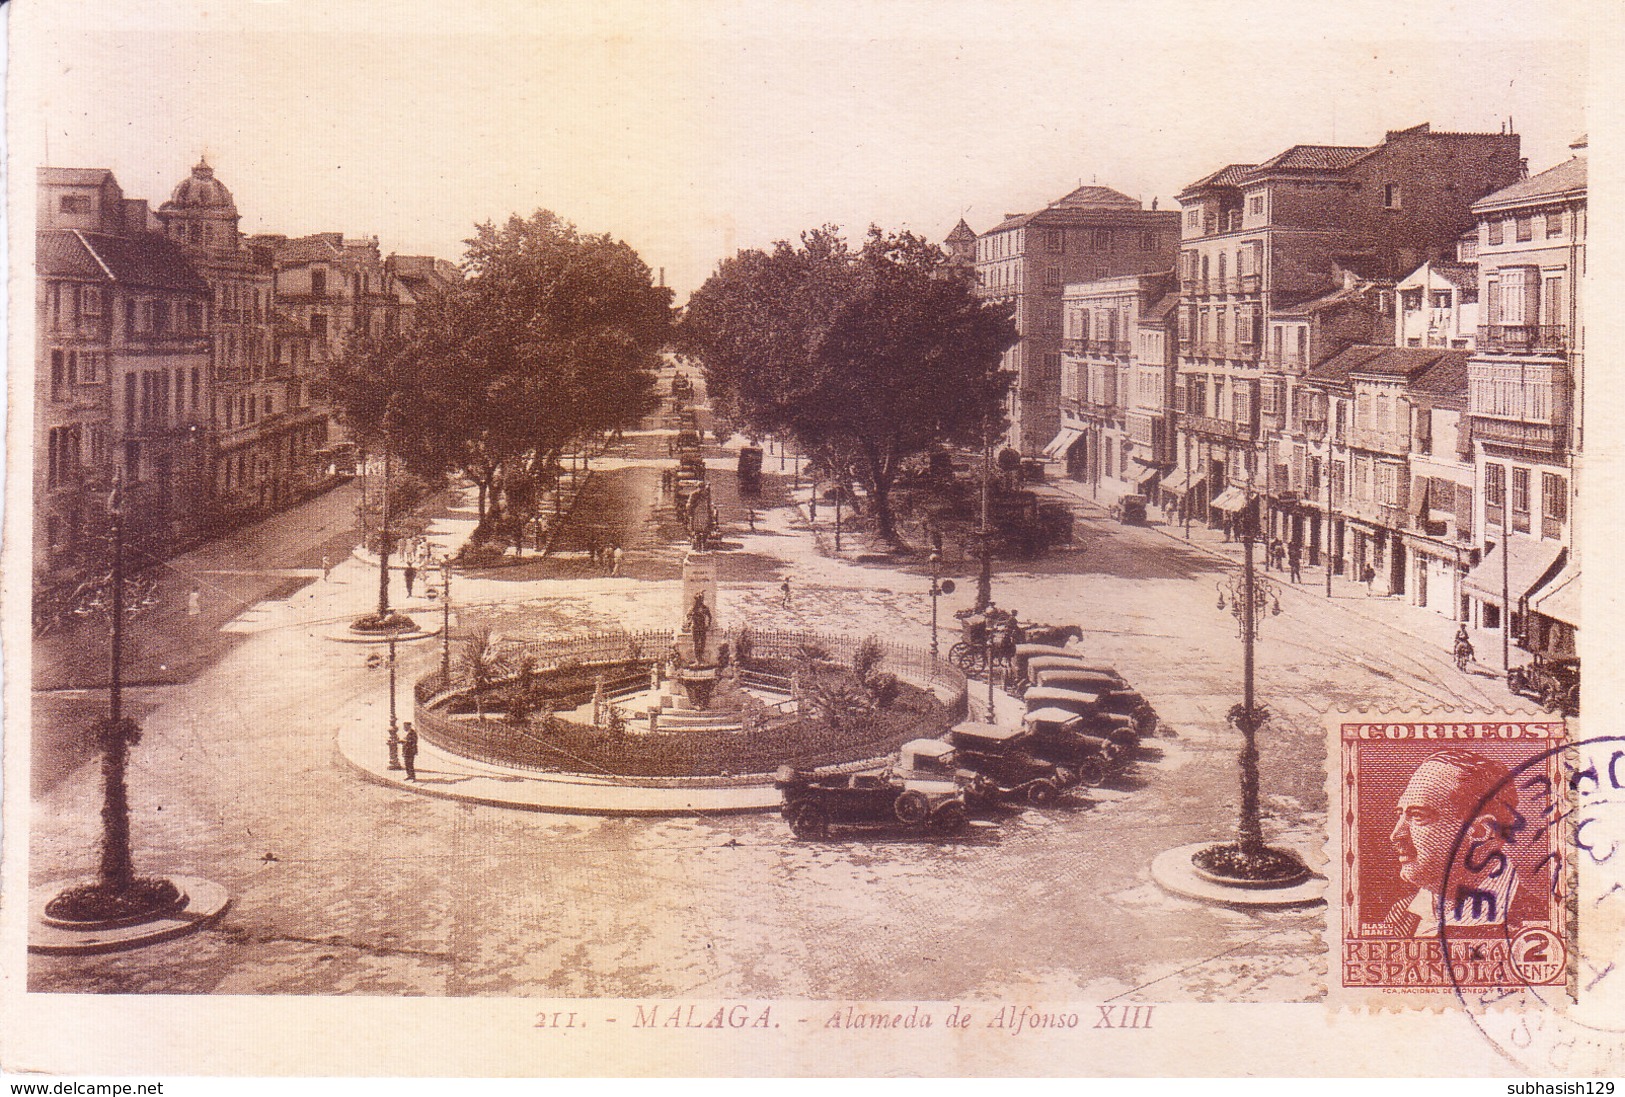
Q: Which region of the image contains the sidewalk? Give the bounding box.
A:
[1037,474,1517,686]
[334,716,782,815]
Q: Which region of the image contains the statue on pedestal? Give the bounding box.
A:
[686,593,713,664]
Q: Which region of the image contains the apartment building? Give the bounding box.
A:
[1054,270,1178,501]
[1462,147,1585,662]
[1174,122,1523,539]
[974,186,1178,454]
[37,168,213,580]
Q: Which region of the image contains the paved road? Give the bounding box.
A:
[28,374,1536,1000]
[31,481,364,797]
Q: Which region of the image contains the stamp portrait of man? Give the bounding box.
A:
[1377,747,1542,937]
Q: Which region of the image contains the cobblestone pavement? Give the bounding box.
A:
[28,400,1542,999]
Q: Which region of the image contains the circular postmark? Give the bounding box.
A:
[1441,734,1625,1074]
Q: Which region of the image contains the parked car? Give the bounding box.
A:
[1112,494,1148,524]
[1507,653,1579,715]
[1023,687,1140,747]
[947,723,1078,806]
[1023,655,1125,683]
[776,740,969,839]
[1021,708,1123,784]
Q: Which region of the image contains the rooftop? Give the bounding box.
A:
[1474,155,1587,211]
[39,229,210,293]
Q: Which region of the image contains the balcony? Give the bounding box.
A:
[1468,360,1569,454]
[1476,324,1569,355]
[1347,428,1411,457]
[1186,341,1260,362]
[1087,338,1131,357]
[1264,353,1308,371]
[1181,413,1256,442]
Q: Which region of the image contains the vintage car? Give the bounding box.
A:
[775,740,969,839]
[1012,643,1096,679]
[1507,653,1580,716]
[1023,687,1140,745]
[1026,659,1125,686]
[1021,708,1123,784]
[1112,494,1149,524]
[946,723,1078,806]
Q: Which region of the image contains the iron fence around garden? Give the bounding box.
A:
[412,626,970,779]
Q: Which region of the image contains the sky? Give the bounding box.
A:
[12,0,1591,302]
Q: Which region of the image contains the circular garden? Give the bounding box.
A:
[414,627,969,780]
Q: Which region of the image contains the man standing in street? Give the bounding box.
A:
[780,577,792,608]
[404,563,418,597]
[401,722,418,782]
[1288,542,1303,583]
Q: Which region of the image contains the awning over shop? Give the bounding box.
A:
[1210,486,1250,513]
[1529,564,1580,628]
[1462,540,1566,606]
[1134,470,1161,494]
[1043,427,1084,460]
[1160,470,1205,497]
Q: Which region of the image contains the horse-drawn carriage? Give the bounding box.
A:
[945,610,1083,673]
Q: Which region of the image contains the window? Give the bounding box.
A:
[1046,229,1065,253]
[125,373,137,429]
[1356,392,1373,432]
[82,286,103,318]
[1546,209,1564,238]
[1542,275,1565,326]
[1431,291,1452,309]
[1045,265,1061,288]
[59,194,89,214]
[80,352,103,384]
[1260,377,1282,416]
[310,314,328,340]
[311,269,327,297]
[1488,219,1504,246]
[153,300,170,334]
[1091,229,1110,249]
[265,393,275,417]
[1383,184,1402,210]
[1231,387,1250,425]
[50,350,65,400]
[1187,209,1200,228]
[191,367,201,408]
[1484,462,1505,517]
[1511,467,1531,532]
[1249,195,1264,216]
[1139,231,1156,250]
[1543,472,1567,537]
[1515,215,1533,242]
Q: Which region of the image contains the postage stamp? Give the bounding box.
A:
[1332,718,1571,997]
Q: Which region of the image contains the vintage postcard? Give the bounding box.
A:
[3,0,1620,1079]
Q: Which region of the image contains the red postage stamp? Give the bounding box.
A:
[1335,719,1571,994]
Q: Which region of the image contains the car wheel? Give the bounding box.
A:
[1026,780,1058,806]
[788,803,828,840]
[894,789,930,825]
[1077,757,1106,787]
[931,803,968,836]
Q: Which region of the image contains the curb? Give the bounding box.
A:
[1150,842,1326,909]
[29,876,232,954]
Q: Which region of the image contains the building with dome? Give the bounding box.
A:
[159,159,331,521]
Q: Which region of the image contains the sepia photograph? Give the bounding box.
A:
[3,0,1617,1079]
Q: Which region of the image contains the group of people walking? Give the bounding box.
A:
[586,540,625,576]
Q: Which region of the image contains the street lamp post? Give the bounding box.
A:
[976,424,993,612]
[1183,434,1193,541]
[377,444,393,620]
[100,480,136,891]
[386,632,402,770]
[441,558,453,687]
[927,545,955,660]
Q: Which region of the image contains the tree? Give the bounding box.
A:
[326,210,674,527]
[457,626,509,722]
[681,227,1016,543]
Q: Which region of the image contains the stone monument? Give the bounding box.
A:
[669,552,721,709]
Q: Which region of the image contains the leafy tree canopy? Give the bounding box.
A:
[680,226,1017,541]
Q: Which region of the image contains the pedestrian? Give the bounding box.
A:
[1362,564,1377,593]
[1269,539,1284,571]
[321,553,332,580]
[747,506,757,532]
[187,587,201,616]
[404,563,417,597]
[611,544,624,577]
[401,722,418,781]
[1288,542,1302,583]
[780,577,792,608]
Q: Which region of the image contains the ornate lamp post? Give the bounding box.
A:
[441,557,453,687]
[927,542,955,659]
[386,632,402,770]
[1194,488,1308,885]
